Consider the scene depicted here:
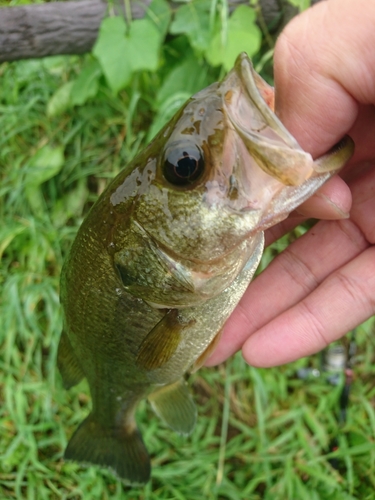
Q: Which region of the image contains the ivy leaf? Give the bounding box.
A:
[127,19,161,73]
[170,0,212,52]
[205,5,261,70]
[146,0,172,38]
[93,17,131,94]
[93,16,162,94]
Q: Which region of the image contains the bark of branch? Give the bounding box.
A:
[0,0,318,63]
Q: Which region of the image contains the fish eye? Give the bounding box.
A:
[163,146,204,186]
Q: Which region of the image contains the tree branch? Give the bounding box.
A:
[0,0,315,63]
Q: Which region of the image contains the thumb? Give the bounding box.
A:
[274,0,375,157]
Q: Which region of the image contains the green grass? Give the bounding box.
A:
[1,55,375,500]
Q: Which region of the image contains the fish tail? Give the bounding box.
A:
[64,413,150,485]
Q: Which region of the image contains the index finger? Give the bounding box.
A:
[205,216,369,366]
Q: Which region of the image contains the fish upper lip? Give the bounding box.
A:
[222,55,320,187]
[227,53,301,151]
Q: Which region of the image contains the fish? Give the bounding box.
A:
[58,52,354,485]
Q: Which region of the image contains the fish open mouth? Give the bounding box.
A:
[221,53,354,189]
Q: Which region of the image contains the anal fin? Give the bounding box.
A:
[64,413,150,485]
[148,378,197,435]
[57,329,85,389]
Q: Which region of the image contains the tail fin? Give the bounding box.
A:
[64,413,150,485]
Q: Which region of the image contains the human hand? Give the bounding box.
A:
[207,0,375,368]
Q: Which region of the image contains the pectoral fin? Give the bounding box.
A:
[148,378,197,435]
[136,310,195,371]
[57,329,85,389]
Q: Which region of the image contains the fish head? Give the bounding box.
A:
[123,53,353,264]
[109,54,353,305]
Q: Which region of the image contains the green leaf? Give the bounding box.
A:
[148,92,191,141]
[288,0,311,11]
[205,5,261,70]
[27,146,65,187]
[70,60,102,106]
[25,145,65,216]
[146,0,172,37]
[51,179,88,227]
[0,223,27,260]
[93,16,131,94]
[127,19,161,73]
[47,81,74,117]
[93,16,162,94]
[170,0,212,52]
[148,55,210,140]
[156,56,209,105]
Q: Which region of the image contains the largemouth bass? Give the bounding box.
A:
[59,53,354,485]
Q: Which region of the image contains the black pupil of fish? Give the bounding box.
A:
[164,149,204,186]
[175,152,197,178]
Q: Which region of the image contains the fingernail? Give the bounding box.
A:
[296,193,350,219]
[317,193,350,218]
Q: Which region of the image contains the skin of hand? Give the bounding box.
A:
[207,0,375,368]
